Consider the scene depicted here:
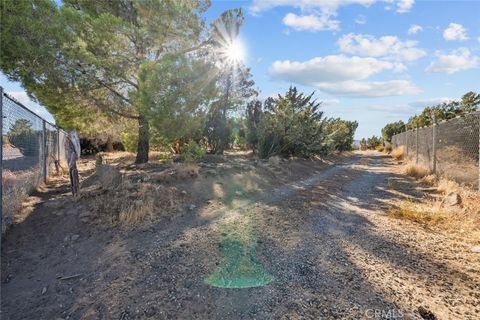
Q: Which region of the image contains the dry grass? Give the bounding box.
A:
[389,199,448,225]
[2,169,39,234]
[392,164,480,239]
[390,146,404,160]
[405,163,431,179]
[148,163,199,184]
[88,180,181,226]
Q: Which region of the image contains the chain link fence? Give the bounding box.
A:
[1,87,68,234]
[392,111,480,190]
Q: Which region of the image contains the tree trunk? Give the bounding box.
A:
[106,136,114,152]
[135,114,149,164]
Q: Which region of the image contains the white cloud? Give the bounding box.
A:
[355,14,367,25]
[250,1,415,32]
[249,0,379,15]
[269,55,419,97]
[282,13,339,31]
[322,98,340,106]
[337,33,426,61]
[426,48,479,74]
[443,23,468,41]
[269,55,404,83]
[315,80,420,97]
[407,24,423,35]
[396,0,415,13]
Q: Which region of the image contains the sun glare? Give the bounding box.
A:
[224,39,245,64]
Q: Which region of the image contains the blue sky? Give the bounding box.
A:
[2,0,479,139]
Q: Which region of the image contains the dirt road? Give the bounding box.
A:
[1,152,479,319]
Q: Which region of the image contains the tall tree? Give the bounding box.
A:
[204,9,257,154]
[1,0,213,163]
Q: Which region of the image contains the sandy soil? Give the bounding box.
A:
[1,152,479,319]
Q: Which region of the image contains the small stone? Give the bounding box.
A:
[181,190,187,195]
[188,204,196,211]
[471,246,480,253]
[268,155,282,166]
[235,190,243,196]
[71,234,80,241]
[79,211,90,218]
[63,235,71,242]
[41,286,47,295]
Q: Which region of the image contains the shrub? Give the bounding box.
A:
[324,118,358,152]
[405,164,431,179]
[180,141,206,162]
[391,146,404,160]
[120,120,138,153]
[7,119,40,156]
[246,87,332,158]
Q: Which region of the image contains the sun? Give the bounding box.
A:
[224,39,245,65]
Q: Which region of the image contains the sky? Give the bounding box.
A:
[1,0,479,139]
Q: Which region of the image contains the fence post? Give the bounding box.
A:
[478,112,480,192]
[405,126,408,159]
[0,86,4,238]
[432,114,437,174]
[57,128,60,166]
[42,119,47,183]
[415,124,419,164]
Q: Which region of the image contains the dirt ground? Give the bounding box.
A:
[1,151,479,319]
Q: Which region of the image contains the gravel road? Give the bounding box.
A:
[1,152,478,319]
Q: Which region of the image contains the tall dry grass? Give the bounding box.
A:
[391,161,480,240]
[2,169,39,234]
[390,146,404,160]
[405,163,431,179]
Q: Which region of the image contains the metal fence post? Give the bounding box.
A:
[405,126,408,159]
[415,124,419,164]
[42,119,47,183]
[432,115,437,174]
[57,128,60,162]
[0,86,4,238]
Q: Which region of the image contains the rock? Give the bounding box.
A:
[71,234,80,241]
[172,155,183,163]
[268,155,281,166]
[417,306,436,320]
[235,190,243,196]
[442,192,462,207]
[96,164,122,189]
[79,211,90,218]
[181,190,187,195]
[188,204,196,211]
[471,245,480,253]
[63,235,71,242]
[41,286,47,295]
[134,200,144,207]
[205,169,217,176]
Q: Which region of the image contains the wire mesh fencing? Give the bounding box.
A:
[1,87,68,234]
[392,111,480,190]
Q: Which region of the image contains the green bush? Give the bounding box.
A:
[246,87,331,158]
[7,119,39,156]
[180,141,206,162]
[120,120,138,153]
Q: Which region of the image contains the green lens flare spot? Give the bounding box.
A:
[205,239,273,288]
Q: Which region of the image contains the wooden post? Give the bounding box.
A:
[432,114,437,174]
